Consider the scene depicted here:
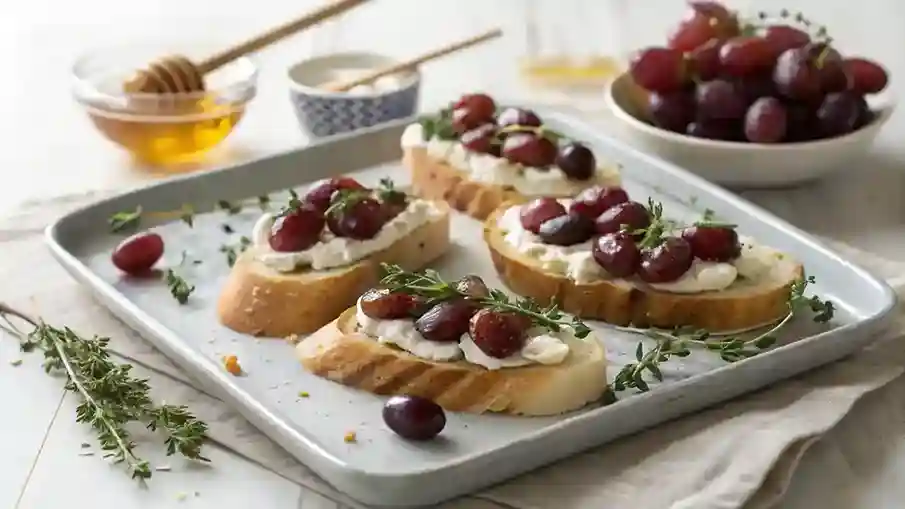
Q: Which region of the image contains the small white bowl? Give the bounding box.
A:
[604,73,896,188]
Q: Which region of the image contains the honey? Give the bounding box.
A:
[519,55,623,89]
[87,96,245,166]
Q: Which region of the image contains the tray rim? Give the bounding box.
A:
[42,112,899,499]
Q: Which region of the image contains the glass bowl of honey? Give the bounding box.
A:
[71,41,257,166]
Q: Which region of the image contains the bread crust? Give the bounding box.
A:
[217,206,451,337]
[296,308,609,416]
[404,146,621,221]
[483,205,804,332]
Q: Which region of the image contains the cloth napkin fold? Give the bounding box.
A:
[3,194,905,509]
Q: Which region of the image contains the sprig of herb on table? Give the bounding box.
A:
[220,236,252,267]
[164,269,194,304]
[379,264,591,338]
[0,304,210,481]
[107,194,277,234]
[612,276,835,393]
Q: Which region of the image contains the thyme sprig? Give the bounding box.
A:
[108,194,278,234]
[376,177,407,206]
[0,304,210,481]
[379,264,591,338]
[631,199,736,249]
[418,107,456,141]
[220,236,252,267]
[612,276,835,393]
[164,269,194,304]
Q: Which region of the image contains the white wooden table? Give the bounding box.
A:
[3,0,905,507]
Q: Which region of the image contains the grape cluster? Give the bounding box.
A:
[431,93,599,180]
[629,1,889,143]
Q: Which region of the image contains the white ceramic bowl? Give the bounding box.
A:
[604,72,896,188]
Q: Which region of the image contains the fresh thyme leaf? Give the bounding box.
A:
[221,224,234,234]
[276,189,304,218]
[178,204,195,228]
[219,236,252,267]
[376,177,407,205]
[324,188,371,217]
[701,208,715,221]
[0,305,210,481]
[109,207,143,233]
[164,269,194,304]
[418,109,456,140]
[216,200,242,215]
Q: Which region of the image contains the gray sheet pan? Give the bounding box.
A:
[45,112,897,507]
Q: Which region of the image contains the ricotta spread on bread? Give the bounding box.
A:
[355,297,572,370]
[252,198,443,272]
[401,123,618,197]
[497,202,781,293]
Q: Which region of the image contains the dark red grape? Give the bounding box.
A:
[469,309,529,358]
[382,395,445,441]
[359,288,421,319]
[326,197,386,239]
[460,123,499,154]
[681,226,740,262]
[501,133,558,167]
[668,2,740,52]
[629,47,686,93]
[592,232,641,277]
[719,36,775,78]
[810,44,847,94]
[685,119,742,141]
[744,97,788,143]
[270,203,325,252]
[844,58,889,94]
[519,198,567,233]
[453,93,496,111]
[816,92,860,137]
[112,232,164,275]
[764,25,810,55]
[696,79,747,120]
[538,213,595,246]
[568,186,630,219]
[304,177,365,213]
[497,107,542,129]
[773,47,825,102]
[638,237,694,283]
[455,275,490,299]
[414,300,476,342]
[451,94,496,134]
[595,201,651,236]
[555,142,596,180]
[688,39,723,80]
[649,89,696,132]
[784,102,819,142]
[853,94,873,128]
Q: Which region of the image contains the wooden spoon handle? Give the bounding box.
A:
[326,27,504,92]
[197,0,373,74]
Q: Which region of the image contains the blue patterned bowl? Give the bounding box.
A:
[288,52,421,138]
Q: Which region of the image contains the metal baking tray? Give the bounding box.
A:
[45,111,897,507]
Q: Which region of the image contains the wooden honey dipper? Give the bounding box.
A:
[323,28,504,92]
[123,0,373,94]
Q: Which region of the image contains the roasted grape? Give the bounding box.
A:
[304,177,365,213]
[649,90,696,133]
[844,57,889,94]
[382,395,446,441]
[688,39,723,81]
[763,25,810,55]
[326,197,386,239]
[681,225,741,262]
[451,94,496,134]
[538,213,595,246]
[501,133,558,167]
[469,309,529,359]
[744,97,788,143]
[816,92,860,137]
[629,47,686,93]
[638,237,694,283]
[359,288,421,319]
[595,201,651,236]
[555,142,596,180]
[497,107,542,129]
[519,198,567,233]
[668,1,739,53]
[460,123,499,154]
[568,186,629,219]
[455,275,490,300]
[414,300,476,343]
[112,232,164,275]
[269,203,325,252]
[592,232,641,277]
[696,79,747,120]
[719,36,775,78]
[686,120,742,141]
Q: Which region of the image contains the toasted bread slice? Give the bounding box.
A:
[217,206,451,337]
[404,146,621,221]
[483,206,804,332]
[296,308,609,416]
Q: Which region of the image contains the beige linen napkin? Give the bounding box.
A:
[3,194,905,509]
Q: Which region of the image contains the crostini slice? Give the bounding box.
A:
[483,196,804,333]
[217,178,451,337]
[296,266,609,416]
[402,93,621,220]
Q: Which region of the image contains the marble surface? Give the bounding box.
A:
[3,0,905,507]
